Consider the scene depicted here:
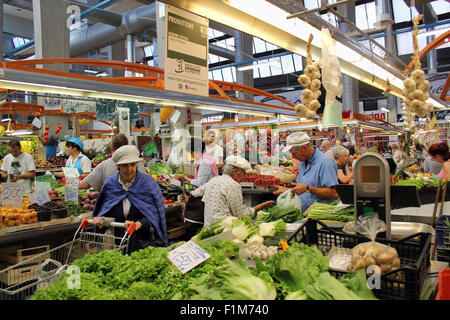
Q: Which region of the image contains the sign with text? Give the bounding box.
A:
[364,111,388,122]
[63,167,80,179]
[35,188,51,206]
[1,183,23,208]
[66,178,79,190]
[36,182,51,192]
[65,187,78,204]
[167,240,210,274]
[165,5,209,97]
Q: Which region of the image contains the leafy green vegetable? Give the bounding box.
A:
[148,163,173,175]
[256,205,303,223]
[338,269,377,300]
[258,243,329,299]
[175,259,277,300]
[259,219,286,237]
[231,216,258,241]
[303,202,354,222]
[303,272,363,300]
[61,201,86,216]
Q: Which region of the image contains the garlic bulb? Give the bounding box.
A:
[411,69,425,81]
[403,78,416,91]
[418,80,430,91]
[312,71,321,80]
[309,99,321,111]
[313,90,322,99]
[298,74,311,87]
[301,89,313,104]
[420,92,429,102]
[310,79,321,91]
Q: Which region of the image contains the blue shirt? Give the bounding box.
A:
[296,147,339,212]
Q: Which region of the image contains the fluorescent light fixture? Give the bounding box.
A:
[7,130,33,136]
[1,118,12,122]
[84,69,99,74]
[237,60,280,71]
[417,29,447,39]
[0,99,6,106]
[381,107,390,112]
[96,72,109,77]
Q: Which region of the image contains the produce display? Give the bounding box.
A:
[256,205,303,223]
[192,215,286,245]
[347,242,400,274]
[243,172,280,187]
[159,184,183,202]
[148,163,173,175]
[61,201,86,217]
[81,192,99,211]
[30,239,376,300]
[47,156,67,167]
[28,202,68,221]
[303,202,354,223]
[1,206,38,226]
[394,175,442,191]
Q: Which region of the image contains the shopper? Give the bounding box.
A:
[427,142,450,179]
[92,145,168,252]
[79,133,145,190]
[333,145,353,184]
[368,142,379,153]
[273,132,339,213]
[422,154,443,175]
[320,140,333,158]
[203,129,224,169]
[0,140,36,193]
[190,155,274,227]
[174,138,218,188]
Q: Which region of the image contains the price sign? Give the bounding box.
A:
[35,188,51,206]
[65,187,78,204]
[66,178,79,189]
[1,183,23,208]
[62,167,79,178]
[36,182,51,192]
[167,240,210,274]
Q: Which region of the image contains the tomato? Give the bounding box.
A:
[45,125,50,130]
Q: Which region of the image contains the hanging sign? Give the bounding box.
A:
[1,183,23,208]
[164,5,209,97]
[65,187,78,204]
[167,240,210,274]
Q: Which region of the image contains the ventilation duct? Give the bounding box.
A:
[373,0,394,27]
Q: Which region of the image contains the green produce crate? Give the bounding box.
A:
[287,219,431,300]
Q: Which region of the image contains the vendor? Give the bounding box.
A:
[333,146,353,184]
[204,129,224,170]
[173,138,218,188]
[273,132,339,213]
[0,140,36,193]
[428,142,450,179]
[191,155,274,227]
[54,137,91,179]
[92,145,168,252]
[79,133,145,190]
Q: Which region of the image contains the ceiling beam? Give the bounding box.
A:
[3,0,32,11]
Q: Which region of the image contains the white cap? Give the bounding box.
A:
[282,132,311,153]
[225,155,252,172]
[112,145,143,165]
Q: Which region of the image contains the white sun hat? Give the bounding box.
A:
[112,145,143,165]
[225,155,252,172]
[282,131,311,153]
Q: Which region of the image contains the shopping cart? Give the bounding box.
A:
[0,218,136,300]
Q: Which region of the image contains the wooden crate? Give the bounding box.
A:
[0,262,40,286]
[0,245,50,265]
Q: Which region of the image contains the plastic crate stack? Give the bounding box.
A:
[436,215,450,263]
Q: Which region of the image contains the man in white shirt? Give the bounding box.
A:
[204,129,224,169]
[79,133,145,190]
[0,140,36,193]
[191,156,274,227]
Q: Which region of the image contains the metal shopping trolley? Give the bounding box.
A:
[0,218,136,300]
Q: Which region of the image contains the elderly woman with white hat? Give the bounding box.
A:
[92,145,168,252]
[190,155,274,227]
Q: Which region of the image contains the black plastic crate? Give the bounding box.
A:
[436,215,450,263]
[287,219,431,300]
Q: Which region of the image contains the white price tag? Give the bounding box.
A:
[36,182,51,192]
[65,187,78,204]
[167,240,210,274]
[35,188,51,206]
[66,178,79,189]
[62,167,79,178]
[1,183,23,208]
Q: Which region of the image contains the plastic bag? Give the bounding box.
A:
[343,214,400,274]
[276,189,302,211]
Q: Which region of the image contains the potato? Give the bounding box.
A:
[365,246,380,258]
[365,257,376,267]
[379,264,392,273]
[376,252,394,264]
[392,258,400,268]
